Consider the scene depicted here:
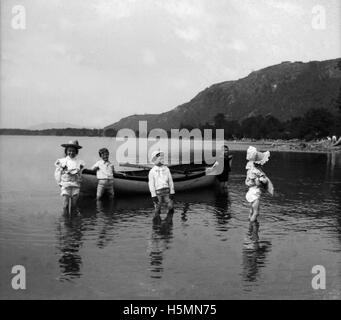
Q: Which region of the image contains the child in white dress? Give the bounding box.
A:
[245,146,273,222]
[55,140,85,213]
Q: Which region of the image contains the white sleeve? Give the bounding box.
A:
[54,166,62,185]
[148,169,156,197]
[55,158,66,168]
[91,161,99,170]
[211,160,218,168]
[168,168,175,194]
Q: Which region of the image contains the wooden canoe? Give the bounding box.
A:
[80,163,217,196]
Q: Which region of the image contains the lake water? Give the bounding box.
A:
[0,135,340,299]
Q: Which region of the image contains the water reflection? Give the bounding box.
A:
[181,203,190,222]
[242,222,272,286]
[326,152,341,178]
[96,199,117,249]
[56,198,118,281]
[213,190,231,230]
[56,213,84,281]
[2,136,341,299]
[148,212,174,279]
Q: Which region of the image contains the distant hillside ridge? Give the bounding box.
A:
[105,58,341,131]
[28,122,84,130]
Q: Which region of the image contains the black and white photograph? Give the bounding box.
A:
[0,0,341,303]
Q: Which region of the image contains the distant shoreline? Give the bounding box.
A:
[1,133,340,154]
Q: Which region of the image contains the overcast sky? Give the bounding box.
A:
[1,0,340,128]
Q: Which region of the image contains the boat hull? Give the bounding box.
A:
[80,169,216,196]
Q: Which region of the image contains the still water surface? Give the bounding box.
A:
[0,136,340,299]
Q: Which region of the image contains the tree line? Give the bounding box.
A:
[0,128,104,137]
[180,105,341,141]
[1,104,340,141]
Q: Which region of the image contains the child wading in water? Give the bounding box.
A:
[148,151,175,222]
[245,146,274,222]
[55,140,85,213]
[216,144,233,191]
[91,148,115,200]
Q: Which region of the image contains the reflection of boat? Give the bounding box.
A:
[80,163,217,196]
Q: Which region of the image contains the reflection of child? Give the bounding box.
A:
[55,140,85,212]
[245,146,272,222]
[148,151,175,221]
[91,148,115,200]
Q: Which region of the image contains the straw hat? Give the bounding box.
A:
[150,150,164,163]
[246,146,270,165]
[61,140,82,149]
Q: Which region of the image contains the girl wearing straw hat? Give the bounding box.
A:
[54,140,85,213]
[245,146,274,222]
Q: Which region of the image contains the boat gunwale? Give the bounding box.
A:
[82,169,208,182]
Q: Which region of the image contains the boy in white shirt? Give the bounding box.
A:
[148,151,175,220]
[91,148,115,200]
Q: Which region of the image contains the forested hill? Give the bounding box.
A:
[105,58,341,131]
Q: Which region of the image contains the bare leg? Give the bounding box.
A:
[96,183,105,201]
[248,206,253,221]
[219,181,228,193]
[63,195,69,213]
[154,207,161,218]
[153,196,162,221]
[96,198,104,213]
[107,185,115,200]
[167,198,174,215]
[250,199,260,222]
[71,194,79,210]
[165,211,174,224]
[249,220,259,242]
[165,196,174,224]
